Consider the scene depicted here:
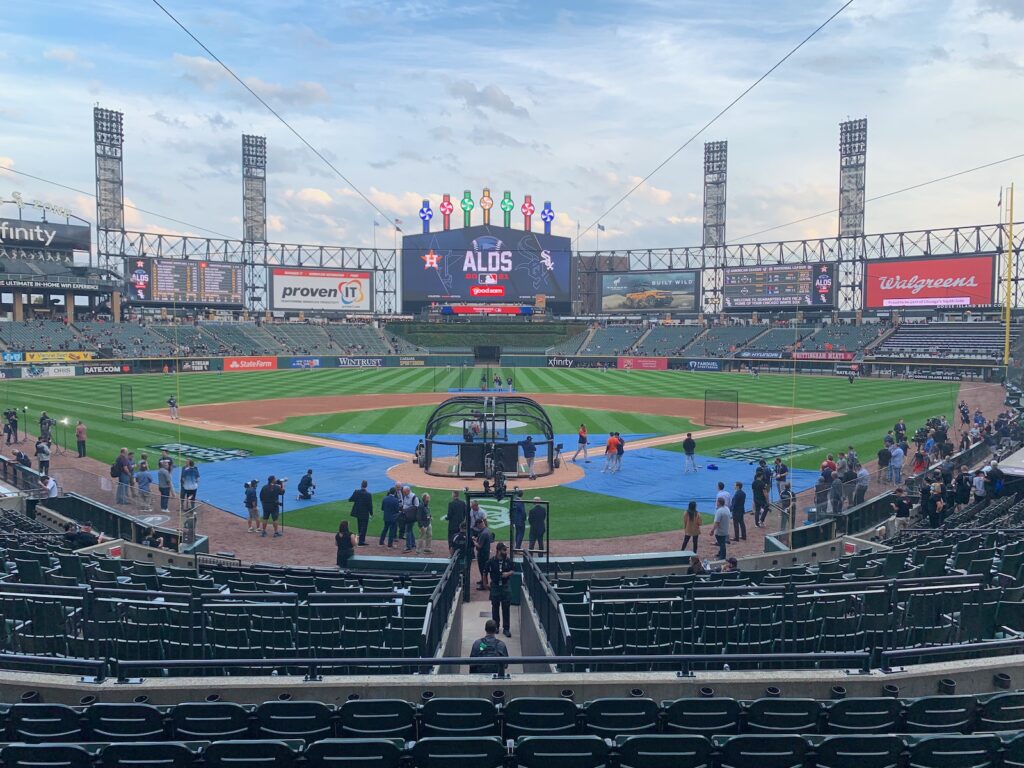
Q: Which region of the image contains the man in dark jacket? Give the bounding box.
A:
[348,479,373,545]
[485,542,514,637]
[445,490,467,552]
[730,481,747,542]
[509,491,526,551]
[378,488,401,547]
[297,469,316,500]
[469,619,508,674]
[527,497,547,552]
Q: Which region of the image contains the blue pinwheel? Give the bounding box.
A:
[419,200,433,233]
[541,202,555,234]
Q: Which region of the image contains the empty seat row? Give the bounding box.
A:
[6,693,1024,744]
[5,732,1024,768]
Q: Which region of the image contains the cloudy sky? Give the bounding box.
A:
[1,0,1022,252]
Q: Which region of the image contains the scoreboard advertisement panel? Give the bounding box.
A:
[401,225,572,313]
[722,263,835,310]
[268,268,373,313]
[126,257,244,307]
[600,271,700,312]
[862,254,995,308]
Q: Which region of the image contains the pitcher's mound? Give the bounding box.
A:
[386,456,585,491]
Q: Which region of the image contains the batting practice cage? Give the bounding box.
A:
[422,395,556,479]
[704,389,740,428]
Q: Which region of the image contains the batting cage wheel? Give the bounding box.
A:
[422,395,555,479]
[704,389,740,428]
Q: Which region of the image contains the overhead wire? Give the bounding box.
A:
[576,0,855,245]
[150,0,399,230]
[729,152,1024,243]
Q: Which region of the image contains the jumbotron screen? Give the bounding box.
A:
[600,271,700,312]
[722,263,835,310]
[126,257,245,307]
[401,225,573,313]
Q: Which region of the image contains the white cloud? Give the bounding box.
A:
[286,188,333,206]
[172,53,329,107]
[0,157,13,170]
[447,80,529,118]
[43,47,90,67]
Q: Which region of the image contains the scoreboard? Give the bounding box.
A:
[126,257,245,308]
[722,263,835,310]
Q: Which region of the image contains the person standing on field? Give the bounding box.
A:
[572,423,590,463]
[75,420,87,458]
[167,395,179,420]
[682,433,697,473]
[348,479,373,545]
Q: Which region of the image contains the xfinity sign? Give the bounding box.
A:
[0,218,91,252]
[270,267,373,312]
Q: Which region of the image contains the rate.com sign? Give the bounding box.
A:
[224,356,278,372]
[863,254,995,308]
[269,268,373,312]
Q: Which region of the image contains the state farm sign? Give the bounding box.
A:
[224,356,278,372]
[864,255,995,308]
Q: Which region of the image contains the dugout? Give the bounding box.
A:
[423,395,555,478]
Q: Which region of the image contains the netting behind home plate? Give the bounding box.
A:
[704,389,739,428]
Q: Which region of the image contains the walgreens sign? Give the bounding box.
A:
[864,255,995,308]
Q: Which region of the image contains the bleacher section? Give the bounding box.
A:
[0,320,84,352]
[546,330,589,356]
[742,327,815,352]
[581,326,644,355]
[872,323,1016,362]
[387,322,586,354]
[802,323,888,353]
[324,324,391,354]
[684,324,764,358]
[633,325,704,356]
[147,324,219,356]
[74,321,177,358]
[3,696,1024,767]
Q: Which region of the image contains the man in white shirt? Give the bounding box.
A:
[711,498,732,560]
[39,474,58,498]
[715,481,732,510]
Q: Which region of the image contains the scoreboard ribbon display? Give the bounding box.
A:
[127,257,244,308]
[722,263,835,310]
[401,224,572,314]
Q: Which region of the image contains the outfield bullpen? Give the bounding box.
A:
[2,366,984,562]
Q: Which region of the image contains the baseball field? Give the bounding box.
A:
[2,366,975,549]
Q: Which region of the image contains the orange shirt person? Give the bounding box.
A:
[572,424,590,463]
[602,433,617,473]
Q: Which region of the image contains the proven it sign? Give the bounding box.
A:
[269,268,373,312]
[864,255,995,308]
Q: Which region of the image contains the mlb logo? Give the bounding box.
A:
[479,274,498,285]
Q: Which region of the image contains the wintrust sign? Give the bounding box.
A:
[864,255,995,308]
[224,356,278,372]
[269,268,373,312]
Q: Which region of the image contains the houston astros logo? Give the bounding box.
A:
[422,250,440,269]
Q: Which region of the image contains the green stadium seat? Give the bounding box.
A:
[419,697,497,737]
[814,735,904,768]
[7,704,84,743]
[254,701,334,741]
[907,734,1001,768]
[825,697,901,734]
[85,703,167,741]
[977,691,1024,731]
[514,736,608,768]
[662,697,741,736]
[99,741,196,768]
[502,697,579,738]
[903,696,976,734]
[744,698,821,734]
[202,739,299,768]
[615,734,713,768]
[581,697,659,738]
[717,734,807,768]
[170,702,252,740]
[303,738,404,768]
[1003,732,1024,768]
[1,743,93,768]
[410,736,505,768]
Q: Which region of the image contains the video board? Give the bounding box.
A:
[863,254,995,309]
[600,271,700,312]
[722,263,835,310]
[269,268,373,313]
[401,225,572,313]
[126,257,244,307]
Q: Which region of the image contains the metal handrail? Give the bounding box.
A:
[880,637,1024,667]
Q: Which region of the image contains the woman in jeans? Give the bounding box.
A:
[681,501,701,552]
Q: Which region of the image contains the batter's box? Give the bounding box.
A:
[719,443,816,462]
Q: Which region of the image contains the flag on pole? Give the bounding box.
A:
[597,224,606,232]
[998,188,1003,208]
[374,220,380,227]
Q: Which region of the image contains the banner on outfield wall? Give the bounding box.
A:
[618,356,668,370]
[737,351,785,360]
[863,254,996,308]
[25,351,94,363]
[684,359,724,372]
[547,357,576,368]
[0,368,20,379]
[2,352,23,362]
[792,351,856,361]
[398,356,426,367]
[24,365,75,378]
[81,363,133,375]
[834,363,861,376]
[224,356,278,372]
[909,371,964,381]
[337,357,384,368]
[180,358,216,373]
[288,357,322,369]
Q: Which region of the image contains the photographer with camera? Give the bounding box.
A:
[38,412,55,442]
[259,475,286,538]
[34,436,50,475]
[297,469,316,500]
